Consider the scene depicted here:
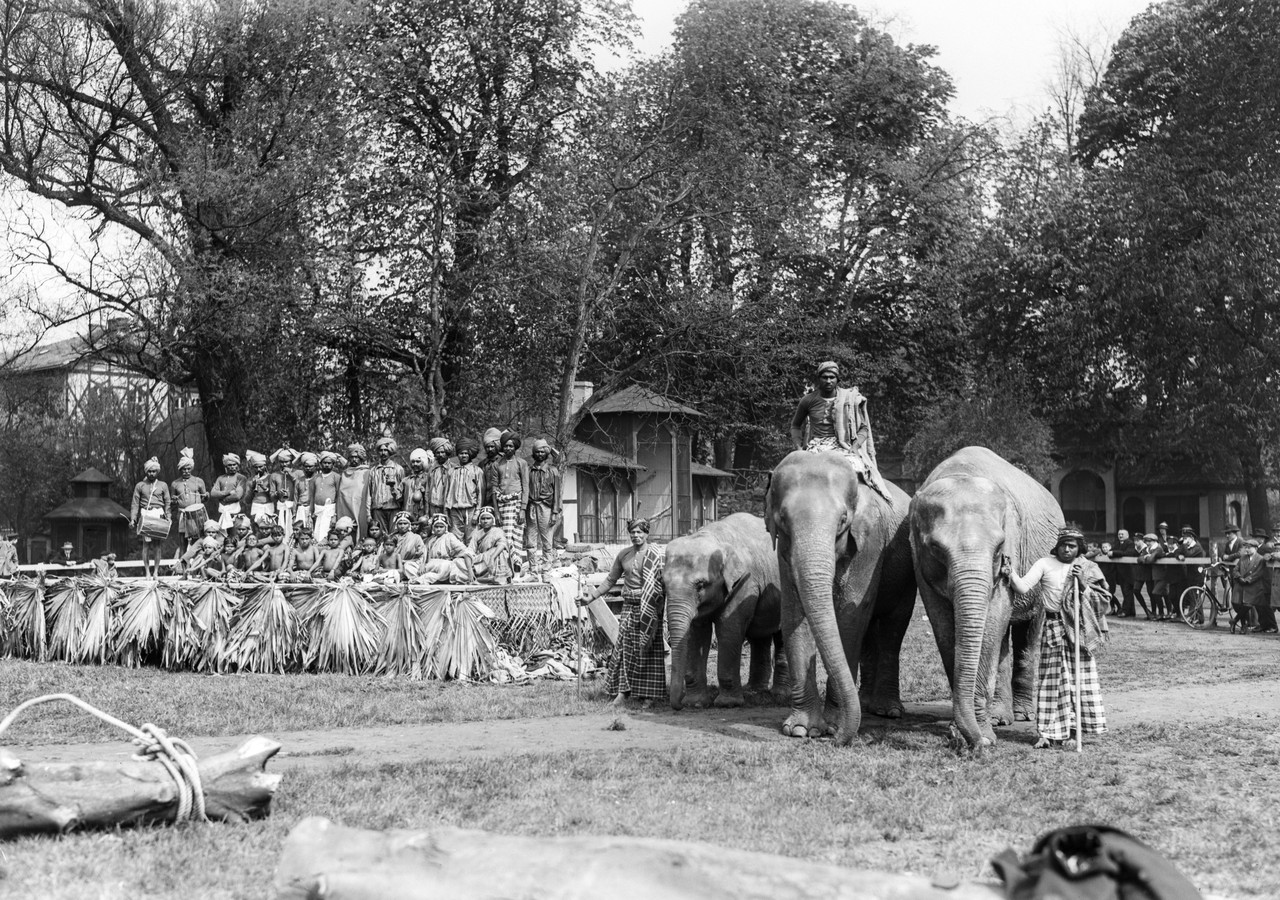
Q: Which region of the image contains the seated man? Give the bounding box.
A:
[789,360,891,501]
[46,541,79,567]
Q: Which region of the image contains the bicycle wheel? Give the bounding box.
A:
[1179,586,1214,629]
[1213,580,1234,616]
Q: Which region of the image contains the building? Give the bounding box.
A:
[40,467,132,562]
[561,384,732,543]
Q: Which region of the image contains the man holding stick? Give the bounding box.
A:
[1002,525,1109,751]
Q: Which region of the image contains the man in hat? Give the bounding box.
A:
[524,438,561,577]
[1218,523,1244,563]
[447,437,485,542]
[790,360,891,501]
[46,541,79,566]
[1168,526,1206,621]
[293,452,318,532]
[371,436,405,535]
[210,453,249,530]
[244,450,273,522]
[268,448,298,539]
[1136,532,1166,618]
[1106,528,1140,618]
[311,451,342,542]
[131,457,171,579]
[337,443,372,540]
[426,438,455,519]
[481,427,504,511]
[494,432,529,556]
[170,448,208,551]
[1232,538,1268,632]
[402,448,431,520]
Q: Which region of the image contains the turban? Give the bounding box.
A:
[245,450,267,467]
[816,360,839,377]
[409,448,430,466]
[416,515,432,529]
[299,452,318,467]
[254,513,276,530]
[143,457,161,473]
[347,442,366,457]
[483,427,503,446]
[375,436,398,454]
[200,536,222,552]
[1053,527,1086,554]
[392,510,413,526]
[456,436,480,456]
[202,520,222,534]
[233,515,251,529]
[334,516,355,532]
[626,517,650,534]
[499,431,521,451]
[177,449,195,471]
[319,450,338,464]
[430,513,449,527]
[428,437,453,455]
[222,453,241,467]
[334,454,348,469]
[531,438,551,453]
[271,447,296,465]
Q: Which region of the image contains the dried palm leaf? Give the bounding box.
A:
[304,583,382,674]
[113,581,173,667]
[4,578,46,660]
[226,584,302,674]
[46,579,87,662]
[79,576,121,664]
[423,593,497,681]
[287,584,324,622]
[187,582,241,672]
[162,587,201,669]
[374,586,430,678]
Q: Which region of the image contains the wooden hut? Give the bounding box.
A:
[43,467,131,560]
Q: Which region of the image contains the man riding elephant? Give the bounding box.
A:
[790,360,892,502]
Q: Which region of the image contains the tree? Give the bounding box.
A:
[0,0,361,461]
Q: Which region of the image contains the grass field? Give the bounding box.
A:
[1,614,1277,899]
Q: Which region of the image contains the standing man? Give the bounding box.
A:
[1107,529,1139,618]
[402,448,431,521]
[425,438,455,519]
[524,438,561,577]
[170,448,208,552]
[268,448,297,539]
[311,451,342,542]
[245,451,273,523]
[293,452,318,532]
[371,436,405,534]
[337,442,372,539]
[210,453,248,530]
[789,360,891,501]
[447,437,485,542]
[481,427,504,511]
[1219,523,1244,563]
[131,457,171,579]
[494,431,529,559]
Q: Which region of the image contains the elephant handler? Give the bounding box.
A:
[790,360,892,503]
[1001,525,1109,750]
[581,518,667,709]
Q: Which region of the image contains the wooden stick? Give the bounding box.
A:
[1073,576,1083,754]
[275,818,1003,900]
[0,736,281,839]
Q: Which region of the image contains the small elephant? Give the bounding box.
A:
[909,446,1062,751]
[765,450,916,745]
[664,513,786,709]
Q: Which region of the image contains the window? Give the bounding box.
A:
[1228,501,1243,530]
[1154,495,1200,538]
[1060,470,1106,533]
[1121,497,1146,536]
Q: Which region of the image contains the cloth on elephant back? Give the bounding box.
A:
[805,387,893,503]
[605,544,667,701]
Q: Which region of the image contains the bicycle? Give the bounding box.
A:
[1178,561,1234,629]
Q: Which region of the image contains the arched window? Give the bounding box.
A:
[1122,497,1146,536]
[1228,501,1243,530]
[1060,470,1106,534]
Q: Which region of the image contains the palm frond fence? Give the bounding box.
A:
[0,577,578,680]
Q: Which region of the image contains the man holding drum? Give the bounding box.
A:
[131,457,171,579]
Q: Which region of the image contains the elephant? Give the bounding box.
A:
[663,513,786,710]
[765,450,917,745]
[908,445,1063,751]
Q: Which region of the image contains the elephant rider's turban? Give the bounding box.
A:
[626,517,650,534]
[816,360,839,378]
[1053,527,1086,554]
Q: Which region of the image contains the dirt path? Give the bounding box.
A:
[17,670,1280,770]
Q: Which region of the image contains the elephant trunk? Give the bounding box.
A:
[950,562,993,749]
[792,527,859,741]
[666,591,694,710]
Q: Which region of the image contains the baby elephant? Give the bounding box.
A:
[663,513,786,709]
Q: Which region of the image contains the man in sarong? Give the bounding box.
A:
[790,360,892,502]
[210,453,249,530]
[293,452,318,532]
[494,432,529,562]
[480,427,504,511]
[268,448,297,539]
[244,450,273,523]
[524,438,561,577]
[425,437,454,519]
[311,451,342,542]
[371,436,405,535]
[170,447,208,551]
[336,442,372,539]
[402,448,431,520]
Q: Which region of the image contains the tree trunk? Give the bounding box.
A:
[274,818,1003,900]
[193,349,251,468]
[1243,443,1271,532]
[0,736,281,839]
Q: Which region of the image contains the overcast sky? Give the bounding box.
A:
[633,0,1158,123]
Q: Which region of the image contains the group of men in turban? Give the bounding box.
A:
[132,430,565,580]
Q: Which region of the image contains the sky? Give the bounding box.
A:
[632,0,1158,124]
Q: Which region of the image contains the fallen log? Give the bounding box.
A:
[274,817,1003,900]
[0,735,281,839]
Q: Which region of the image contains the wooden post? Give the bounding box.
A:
[0,736,281,839]
[275,817,1004,900]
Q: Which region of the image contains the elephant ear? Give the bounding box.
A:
[763,471,778,549]
[721,544,752,602]
[845,480,881,556]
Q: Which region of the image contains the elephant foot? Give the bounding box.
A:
[713,690,745,709]
[862,697,905,719]
[991,703,1014,727]
[1013,705,1032,722]
[782,710,834,739]
[744,680,772,695]
[683,689,713,709]
[948,722,993,754]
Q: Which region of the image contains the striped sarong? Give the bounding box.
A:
[605,545,667,701]
[498,497,521,549]
[1036,615,1106,741]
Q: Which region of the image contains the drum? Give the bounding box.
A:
[137,508,171,542]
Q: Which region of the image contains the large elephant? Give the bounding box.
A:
[765,450,916,745]
[663,513,786,710]
[909,446,1062,751]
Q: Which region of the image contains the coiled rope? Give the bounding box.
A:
[0,694,207,822]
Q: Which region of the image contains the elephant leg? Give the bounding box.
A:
[781,614,832,739]
[712,618,746,708]
[971,605,1007,746]
[917,579,957,692]
[859,575,914,719]
[745,635,774,693]
[991,625,1015,726]
[682,619,715,708]
[1010,618,1036,721]
[770,631,790,703]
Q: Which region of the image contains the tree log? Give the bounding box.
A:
[274,817,1003,900]
[0,736,281,839]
